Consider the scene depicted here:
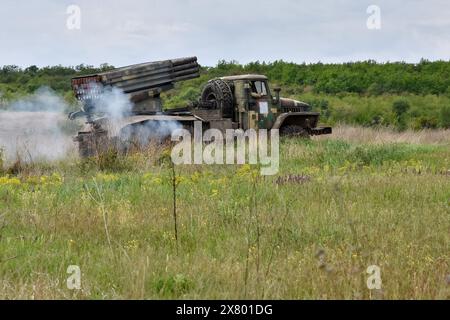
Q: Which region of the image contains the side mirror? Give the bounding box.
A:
[273,87,281,105]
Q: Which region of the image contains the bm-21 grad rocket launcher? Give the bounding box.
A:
[68,56,331,157]
[68,57,203,157]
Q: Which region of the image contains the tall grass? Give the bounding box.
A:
[0,127,449,299]
[319,124,450,145]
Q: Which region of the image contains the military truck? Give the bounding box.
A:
[69,57,331,157]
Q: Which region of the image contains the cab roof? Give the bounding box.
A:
[219,74,268,81]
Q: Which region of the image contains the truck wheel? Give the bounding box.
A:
[77,133,96,158]
[77,131,109,158]
[280,125,310,138]
[200,79,234,118]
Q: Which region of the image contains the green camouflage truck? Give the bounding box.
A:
[69,57,331,157]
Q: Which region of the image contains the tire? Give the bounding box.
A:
[77,133,96,158]
[77,131,110,158]
[200,79,234,118]
[280,125,310,138]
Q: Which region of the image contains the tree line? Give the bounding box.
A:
[1,60,450,129]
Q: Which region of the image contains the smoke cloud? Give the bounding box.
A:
[0,87,77,163]
[120,120,182,146]
[87,84,182,148]
[0,85,183,164]
[90,85,133,119]
[9,87,67,112]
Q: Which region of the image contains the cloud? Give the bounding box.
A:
[0,0,449,67]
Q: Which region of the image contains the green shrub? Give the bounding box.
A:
[392,99,410,117]
[440,105,450,128]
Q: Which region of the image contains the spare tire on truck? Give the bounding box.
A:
[200,79,234,118]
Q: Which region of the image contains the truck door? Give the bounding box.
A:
[248,80,275,129]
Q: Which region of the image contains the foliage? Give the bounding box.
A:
[392,99,411,130]
[1,60,450,129]
[440,105,450,128]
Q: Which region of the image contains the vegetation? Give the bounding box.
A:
[0,64,114,106]
[0,127,449,299]
[1,60,449,299]
[163,60,450,130]
[2,60,450,129]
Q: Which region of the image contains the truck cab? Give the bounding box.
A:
[195,74,331,137]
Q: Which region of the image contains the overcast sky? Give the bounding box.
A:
[1,0,450,67]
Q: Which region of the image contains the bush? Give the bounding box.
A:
[440,105,450,128]
[412,116,439,130]
[392,100,410,130]
[392,99,410,117]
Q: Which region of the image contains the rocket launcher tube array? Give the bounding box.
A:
[71,57,200,100]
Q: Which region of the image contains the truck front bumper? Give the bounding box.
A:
[309,126,332,135]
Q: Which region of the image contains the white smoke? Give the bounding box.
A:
[9,87,66,112]
[0,84,184,164]
[0,87,77,163]
[90,85,133,119]
[0,91,6,109]
[88,85,182,148]
[120,120,182,146]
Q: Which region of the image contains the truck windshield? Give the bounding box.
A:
[252,81,268,96]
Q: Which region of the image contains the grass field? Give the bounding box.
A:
[0,125,449,299]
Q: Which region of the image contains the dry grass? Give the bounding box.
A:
[316,124,450,145]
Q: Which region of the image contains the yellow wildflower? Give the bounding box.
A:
[0,175,21,186]
[152,177,162,184]
[95,173,119,182]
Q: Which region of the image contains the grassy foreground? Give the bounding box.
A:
[0,126,449,299]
